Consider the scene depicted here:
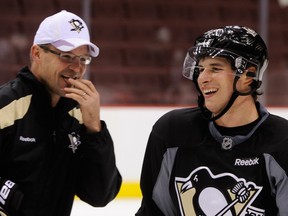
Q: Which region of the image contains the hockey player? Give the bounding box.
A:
[0,10,122,216]
[136,25,288,216]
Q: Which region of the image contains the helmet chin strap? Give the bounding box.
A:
[197,76,256,121]
[198,91,239,121]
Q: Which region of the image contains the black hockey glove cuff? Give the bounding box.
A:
[0,178,23,216]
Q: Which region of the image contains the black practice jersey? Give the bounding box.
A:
[136,104,288,216]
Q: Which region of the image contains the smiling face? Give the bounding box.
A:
[30,44,89,100]
[197,56,236,116]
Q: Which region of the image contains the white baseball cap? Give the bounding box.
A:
[33,10,99,57]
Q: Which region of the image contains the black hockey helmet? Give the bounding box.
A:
[183,25,268,89]
[182,25,269,120]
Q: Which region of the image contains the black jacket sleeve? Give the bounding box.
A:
[76,121,122,207]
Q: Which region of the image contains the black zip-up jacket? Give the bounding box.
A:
[0,67,122,216]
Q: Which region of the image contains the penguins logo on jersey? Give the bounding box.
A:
[68,132,81,153]
[175,166,264,216]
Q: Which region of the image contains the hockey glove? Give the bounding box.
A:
[0,178,23,216]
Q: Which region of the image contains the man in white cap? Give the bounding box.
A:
[0,10,122,216]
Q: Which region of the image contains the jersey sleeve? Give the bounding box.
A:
[136,110,175,216]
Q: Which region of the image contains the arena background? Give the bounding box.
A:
[2,0,288,106]
[1,0,288,215]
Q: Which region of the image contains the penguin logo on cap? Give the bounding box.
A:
[69,19,84,33]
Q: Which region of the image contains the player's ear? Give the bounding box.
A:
[240,66,257,87]
[237,66,256,93]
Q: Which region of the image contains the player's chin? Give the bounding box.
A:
[204,103,221,115]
